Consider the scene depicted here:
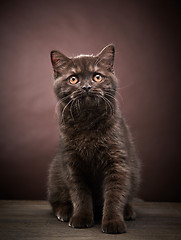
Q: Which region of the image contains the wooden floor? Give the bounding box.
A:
[0,200,181,240]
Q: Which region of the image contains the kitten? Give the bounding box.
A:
[48,45,140,234]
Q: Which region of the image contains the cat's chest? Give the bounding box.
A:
[66,131,108,159]
[74,133,101,156]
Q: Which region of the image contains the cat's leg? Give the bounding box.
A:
[48,160,73,222]
[48,190,73,222]
[124,202,136,220]
[101,163,130,234]
[67,164,94,228]
[68,186,94,228]
[124,162,140,221]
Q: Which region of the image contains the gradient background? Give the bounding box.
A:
[0,0,180,201]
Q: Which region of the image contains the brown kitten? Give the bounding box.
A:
[48,45,141,234]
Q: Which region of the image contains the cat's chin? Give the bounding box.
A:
[80,94,99,108]
[81,95,93,104]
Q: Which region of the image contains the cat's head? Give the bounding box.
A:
[50,45,118,113]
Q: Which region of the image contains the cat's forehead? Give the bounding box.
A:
[71,55,98,73]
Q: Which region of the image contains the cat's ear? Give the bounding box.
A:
[96,44,115,72]
[50,50,70,78]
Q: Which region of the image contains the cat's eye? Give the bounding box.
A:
[93,74,103,82]
[69,76,79,84]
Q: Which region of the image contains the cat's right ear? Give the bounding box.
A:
[50,50,70,78]
[96,44,115,72]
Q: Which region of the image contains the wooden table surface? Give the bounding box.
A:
[0,200,181,240]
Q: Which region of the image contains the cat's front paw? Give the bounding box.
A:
[69,213,94,228]
[124,203,136,221]
[101,219,127,234]
[54,204,72,222]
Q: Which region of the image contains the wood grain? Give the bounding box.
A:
[0,200,181,240]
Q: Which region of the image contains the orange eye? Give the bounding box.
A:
[69,76,79,84]
[93,74,102,82]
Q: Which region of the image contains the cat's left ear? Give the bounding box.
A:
[96,44,115,72]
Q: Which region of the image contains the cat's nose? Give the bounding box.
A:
[82,84,92,92]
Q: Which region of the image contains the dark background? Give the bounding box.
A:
[0,0,180,201]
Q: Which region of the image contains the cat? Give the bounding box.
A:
[48,44,141,234]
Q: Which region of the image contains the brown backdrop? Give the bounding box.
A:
[0,0,180,201]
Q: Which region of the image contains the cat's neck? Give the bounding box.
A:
[59,106,117,133]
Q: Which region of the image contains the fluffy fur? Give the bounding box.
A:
[48,45,140,234]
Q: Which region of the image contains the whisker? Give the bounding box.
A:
[97,96,100,108]
[103,97,108,114]
[104,97,113,115]
[60,94,71,102]
[72,91,83,99]
[105,89,124,104]
[55,94,72,119]
[104,92,120,104]
[61,99,74,123]
[70,100,75,120]
[104,96,115,115]
[118,82,134,91]
[74,99,78,114]
[100,95,114,115]
[77,99,80,111]
[90,89,104,96]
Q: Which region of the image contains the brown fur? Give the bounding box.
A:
[48,45,141,234]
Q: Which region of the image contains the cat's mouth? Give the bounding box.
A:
[79,92,95,104]
[67,89,115,114]
[81,91,93,98]
[72,89,103,100]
